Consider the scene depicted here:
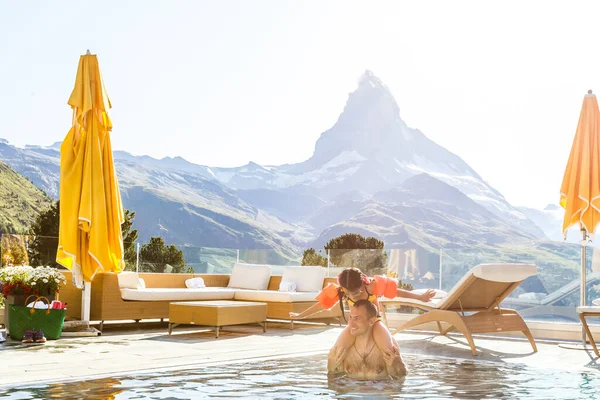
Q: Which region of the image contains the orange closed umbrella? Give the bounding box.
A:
[560,90,600,238]
[559,90,600,345]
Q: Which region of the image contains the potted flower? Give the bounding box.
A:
[0,266,67,331]
[0,266,67,306]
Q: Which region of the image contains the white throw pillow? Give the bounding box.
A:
[227,263,271,290]
[185,277,206,289]
[118,272,141,289]
[593,298,600,306]
[279,281,297,292]
[138,278,146,289]
[411,288,448,299]
[282,266,325,292]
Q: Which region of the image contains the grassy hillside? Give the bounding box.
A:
[0,161,53,234]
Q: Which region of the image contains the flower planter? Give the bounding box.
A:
[7,295,26,307]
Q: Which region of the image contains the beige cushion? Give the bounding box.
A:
[437,263,537,310]
[411,288,447,299]
[471,263,537,283]
[380,297,443,308]
[118,272,142,289]
[227,263,271,290]
[577,306,600,313]
[282,266,326,292]
[120,287,236,301]
[233,289,319,303]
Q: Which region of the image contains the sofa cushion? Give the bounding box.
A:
[233,289,320,303]
[120,287,237,301]
[279,281,296,292]
[282,266,326,292]
[185,277,205,288]
[227,263,271,290]
[118,272,142,289]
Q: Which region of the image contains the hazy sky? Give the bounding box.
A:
[1,1,599,209]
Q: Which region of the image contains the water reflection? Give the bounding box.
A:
[327,375,406,399]
[0,355,597,399]
[3,378,124,400]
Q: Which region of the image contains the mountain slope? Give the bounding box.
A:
[0,142,309,262]
[518,204,582,243]
[310,173,536,251]
[0,161,53,233]
[0,139,61,199]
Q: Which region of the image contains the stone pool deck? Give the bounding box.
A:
[0,321,599,388]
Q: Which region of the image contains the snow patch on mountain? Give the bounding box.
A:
[323,151,366,169]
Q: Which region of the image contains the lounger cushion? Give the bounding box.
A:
[411,288,448,299]
[577,306,600,313]
[380,297,444,308]
[471,263,537,283]
[120,287,237,301]
[233,289,320,302]
[381,264,537,311]
[282,266,326,292]
[227,263,272,290]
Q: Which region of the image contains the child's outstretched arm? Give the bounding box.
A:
[289,302,326,319]
[397,288,435,302]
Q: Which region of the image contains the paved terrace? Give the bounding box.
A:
[0,320,599,388]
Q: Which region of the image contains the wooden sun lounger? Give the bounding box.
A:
[577,300,600,357]
[381,263,538,355]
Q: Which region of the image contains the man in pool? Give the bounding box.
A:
[327,300,407,380]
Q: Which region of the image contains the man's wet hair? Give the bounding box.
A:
[353,299,378,319]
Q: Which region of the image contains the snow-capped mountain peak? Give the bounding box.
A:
[209,71,545,238]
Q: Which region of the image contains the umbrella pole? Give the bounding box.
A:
[81,281,91,322]
[581,228,588,346]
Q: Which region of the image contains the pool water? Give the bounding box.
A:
[0,354,598,399]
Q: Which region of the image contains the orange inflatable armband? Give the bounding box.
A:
[373,275,398,299]
[316,282,340,310]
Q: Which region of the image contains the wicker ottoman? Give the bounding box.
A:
[168,300,267,338]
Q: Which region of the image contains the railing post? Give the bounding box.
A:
[439,248,443,291]
[236,249,239,263]
[327,249,331,277]
[136,242,140,273]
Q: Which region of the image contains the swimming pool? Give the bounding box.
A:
[0,353,597,399]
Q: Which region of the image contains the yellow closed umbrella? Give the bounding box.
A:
[559,90,600,345]
[56,51,124,290]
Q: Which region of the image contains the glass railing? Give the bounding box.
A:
[1,234,599,325]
